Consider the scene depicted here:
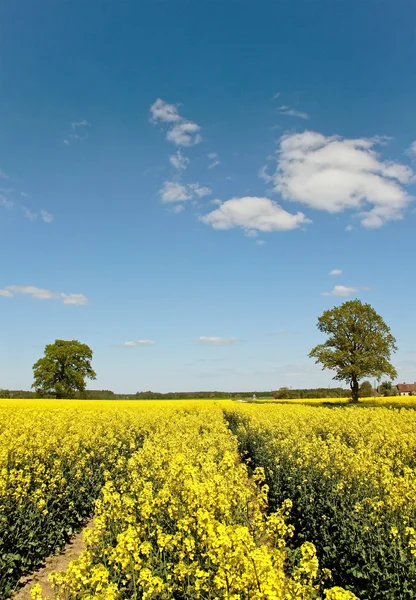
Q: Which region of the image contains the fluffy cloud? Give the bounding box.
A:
[200,196,310,232]
[150,98,202,146]
[160,181,211,203]
[322,285,370,297]
[278,106,309,120]
[197,336,239,346]
[150,99,182,123]
[169,151,189,171]
[330,269,342,276]
[166,122,201,147]
[270,131,414,228]
[3,285,88,305]
[121,340,155,347]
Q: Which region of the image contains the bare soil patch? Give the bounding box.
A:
[11,520,93,599]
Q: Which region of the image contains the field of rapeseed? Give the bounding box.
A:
[225,403,416,599]
[1,399,415,599]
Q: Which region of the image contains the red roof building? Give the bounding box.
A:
[396,382,416,396]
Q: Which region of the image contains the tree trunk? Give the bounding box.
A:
[350,377,359,403]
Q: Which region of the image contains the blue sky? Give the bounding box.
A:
[1,0,415,393]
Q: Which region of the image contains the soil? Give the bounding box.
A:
[11,520,93,599]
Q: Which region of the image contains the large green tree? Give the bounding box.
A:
[32,339,96,399]
[309,300,397,403]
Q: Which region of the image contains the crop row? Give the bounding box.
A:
[225,404,416,599]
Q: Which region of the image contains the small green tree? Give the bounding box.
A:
[32,340,96,399]
[379,381,398,397]
[309,300,397,403]
[359,380,373,398]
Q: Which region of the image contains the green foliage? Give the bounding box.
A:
[359,381,373,397]
[32,340,97,399]
[379,381,398,397]
[0,390,10,398]
[309,300,397,403]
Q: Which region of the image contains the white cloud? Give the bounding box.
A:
[171,204,185,214]
[22,207,38,221]
[346,225,354,231]
[150,99,182,124]
[121,339,155,347]
[207,153,220,169]
[64,120,89,144]
[71,120,89,129]
[197,336,239,346]
[160,181,211,203]
[278,106,309,120]
[0,170,9,179]
[407,141,416,159]
[271,131,414,228]
[0,196,14,209]
[22,207,53,223]
[330,269,342,276]
[322,285,370,297]
[200,196,310,232]
[167,121,201,146]
[188,183,211,198]
[60,293,88,305]
[0,289,13,298]
[20,192,28,198]
[150,98,202,147]
[273,92,281,100]
[256,240,266,246]
[4,285,88,305]
[40,209,53,223]
[160,181,192,203]
[169,151,189,171]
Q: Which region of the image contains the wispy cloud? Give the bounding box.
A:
[150,98,202,147]
[169,150,189,171]
[0,169,9,179]
[160,181,211,203]
[197,336,239,346]
[64,120,90,145]
[0,195,14,209]
[2,285,88,305]
[207,152,220,169]
[330,269,342,276]
[407,141,416,159]
[119,339,155,347]
[200,196,310,233]
[322,285,371,297]
[278,105,309,119]
[22,207,53,223]
[270,131,414,228]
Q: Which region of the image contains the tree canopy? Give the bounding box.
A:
[32,339,96,399]
[309,300,397,403]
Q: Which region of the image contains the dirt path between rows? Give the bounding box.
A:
[12,520,93,600]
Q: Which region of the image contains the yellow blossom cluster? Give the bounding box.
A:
[0,400,161,597]
[34,406,355,600]
[225,403,416,599]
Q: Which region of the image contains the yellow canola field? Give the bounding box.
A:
[0,400,355,600]
[31,405,354,600]
[225,403,416,600]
